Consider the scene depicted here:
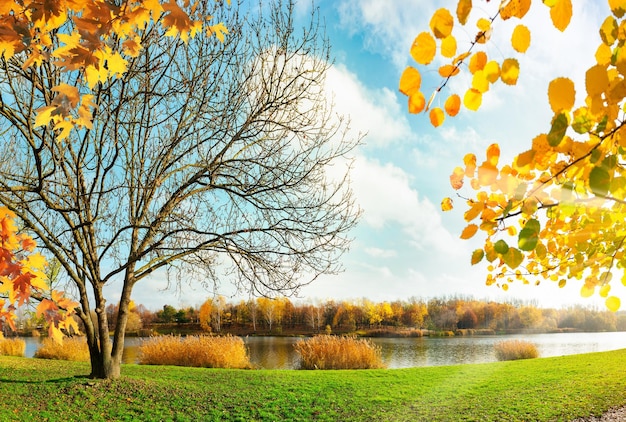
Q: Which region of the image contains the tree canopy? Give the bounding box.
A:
[0,0,359,379]
[402,0,626,311]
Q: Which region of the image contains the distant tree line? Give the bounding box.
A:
[99,297,626,335]
[13,296,624,336]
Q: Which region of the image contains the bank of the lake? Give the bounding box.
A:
[3,348,626,421]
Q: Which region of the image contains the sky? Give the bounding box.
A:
[106,0,621,311]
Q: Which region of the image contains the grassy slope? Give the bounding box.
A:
[2,349,626,421]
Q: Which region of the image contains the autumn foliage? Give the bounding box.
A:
[0,207,78,342]
[0,0,228,137]
[294,335,385,370]
[404,1,626,310]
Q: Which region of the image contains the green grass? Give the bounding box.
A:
[3,349,626,421]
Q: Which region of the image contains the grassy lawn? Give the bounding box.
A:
[3,349,626,421]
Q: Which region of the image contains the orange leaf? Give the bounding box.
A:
[460,224,479,239]
[550,0,572,32]
[441,197,454,211]
[586,64,609,97]
[411,32,436,65]
[548,77,575,113]
[456,0,472,25]
[429,107,445,127]
[444,94,461,117]
[450,167,465,189]
[609,0,626,18]
[429,8,454,39]
[486,144,500,166]
[511,24,531,53]
[600,16,618,46]
[501,0,531,19]
[501,58,520,85]
[399,67,421,96]
[439,64,460,77]
[469,51,487,74]
[408,91,426,114]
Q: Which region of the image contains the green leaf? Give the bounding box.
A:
[494,239,509,255]
[471,249,484,265]
[596,115,609,134]
[503,247,524,269]
[518,218,540,251]
[589,166,611,196]
[513,183,528,201]
[547,113,568,147]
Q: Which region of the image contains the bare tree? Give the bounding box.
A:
[0,0,360,379]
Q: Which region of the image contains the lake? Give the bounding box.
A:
[22,331,626,369]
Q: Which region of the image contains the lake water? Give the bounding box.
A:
[21,331,626,369]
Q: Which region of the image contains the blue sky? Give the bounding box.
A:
[108,0,620,310]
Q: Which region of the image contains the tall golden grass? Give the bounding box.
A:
[0,338,25,357]
[494,339,539,361]
[33,337,90,361]
[138,335,251,369]
[294,335,385,369]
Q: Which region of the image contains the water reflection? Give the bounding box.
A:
[21,331,626,369]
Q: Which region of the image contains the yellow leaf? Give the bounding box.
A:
[441,36,457,58]
[429,8,454,39]
[471,70,489,93]
[456,0,472,25]
[408,91,426,114]
[580,283,595,298]
[600,16,618,46]
[511,24,531,53]
[548,77,575,113]
[609,0,626,18]
[34,105,56,127]
[411,32,436,65]
[54,119,74,140]
[484,61,501,83]
[441,197,454,211]
[429,107,445,127]
[399,67,421,96]
[501,0,531,19]
[606,296,621,312]
[595,44,612,66]
[49,324,64,344]
[586,64,609,97]
[445,94,461,117]
[501,58,519,85]
[469,51,487,74]
[464,88,482,111]
[106,51,128,79]
[208,22,228,43]
[477,18,490,32]
[460,224,479,239]
[550,0,572,32]
[439,64,460,77]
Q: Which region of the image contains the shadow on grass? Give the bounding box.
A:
[0,374,90,384]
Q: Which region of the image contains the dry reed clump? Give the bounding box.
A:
[294,335,385,370]
[494,339,539,361]
[138,335,251,369]
[0,338,26,357]
[33,337,90,361]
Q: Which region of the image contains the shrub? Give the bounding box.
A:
[34,337,90,361]
[0,338,25,357]
[494,340,539,361]
[138,335,251,369]
[294,335,385,369]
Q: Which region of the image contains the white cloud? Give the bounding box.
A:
[325,63,414,148]
[365,247,397,258]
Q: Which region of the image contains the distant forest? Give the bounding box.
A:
[98,297,626,336]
